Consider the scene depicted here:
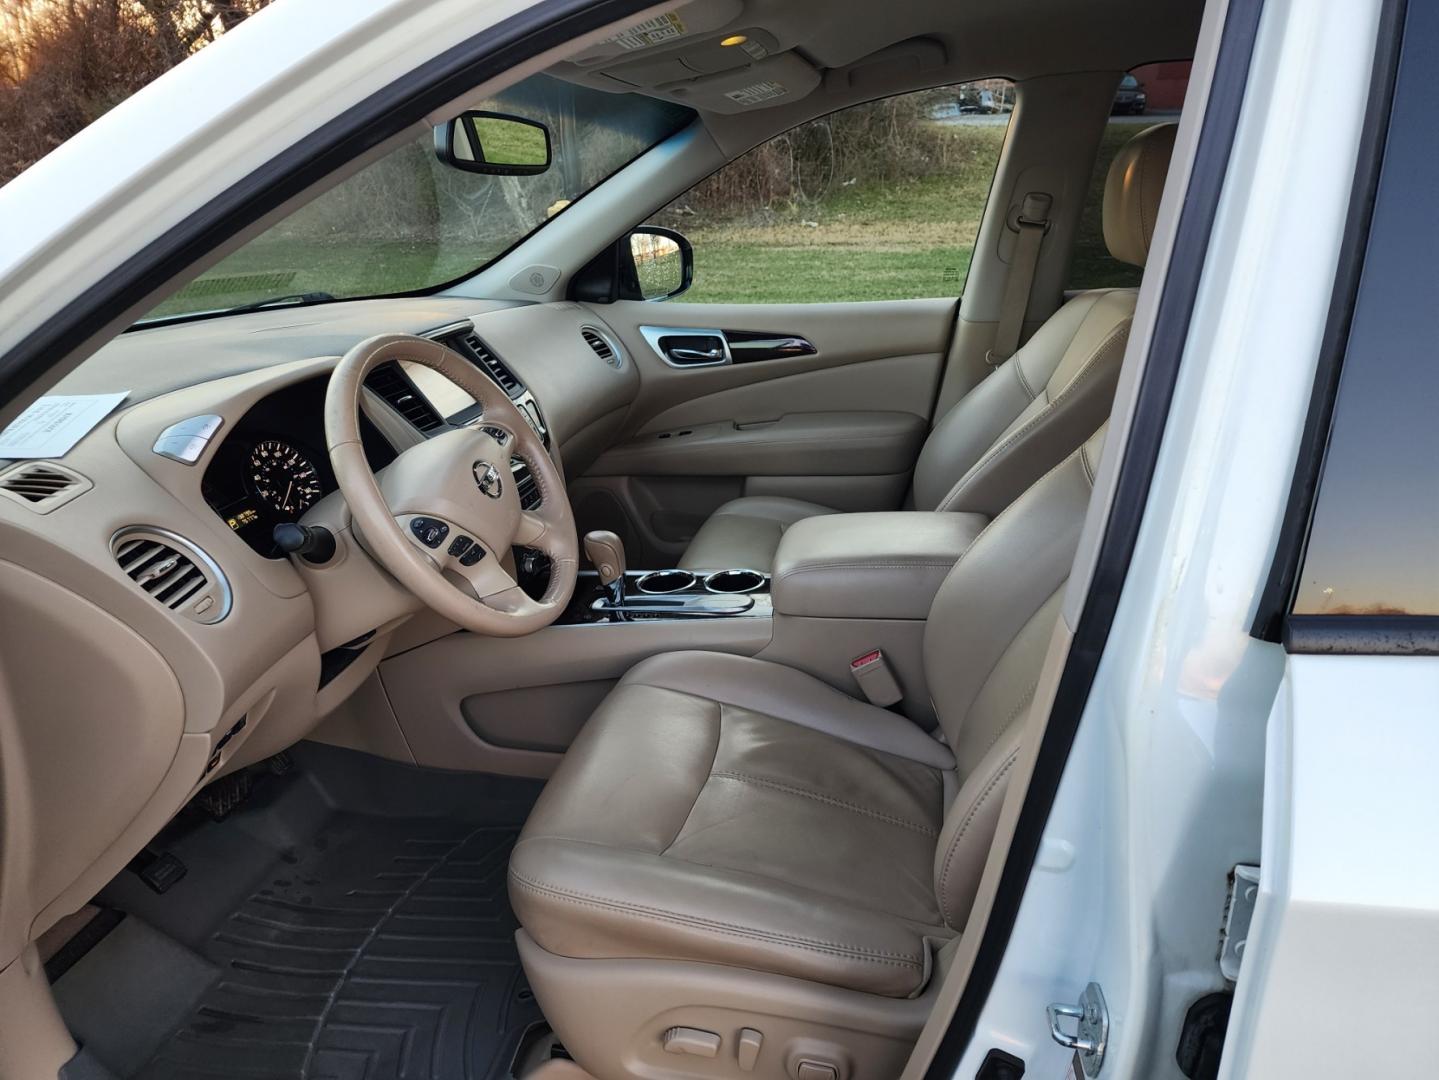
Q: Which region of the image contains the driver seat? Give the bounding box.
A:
[511,426,1108,1080]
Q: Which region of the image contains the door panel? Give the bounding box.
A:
[588,411,927,477]
[574,297,954,565]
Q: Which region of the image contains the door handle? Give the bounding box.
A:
[668,346,726,363]
[726,333,817,362]
[639,327,732,367]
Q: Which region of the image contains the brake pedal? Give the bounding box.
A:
[195,769,252,820]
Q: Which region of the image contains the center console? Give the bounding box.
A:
[561,567,773,623]
[552,511,988,726]
[770,511,987,619]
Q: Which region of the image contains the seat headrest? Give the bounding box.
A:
[1102,123,1178,268]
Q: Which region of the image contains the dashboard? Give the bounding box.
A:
[201,375,396,557]
[195,323,559,557]
[0,295,642,967]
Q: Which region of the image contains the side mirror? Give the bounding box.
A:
[570,226,694,304]
[622,227,693,301]
[435,111,551,175]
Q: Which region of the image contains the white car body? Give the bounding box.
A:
[0,0,1432,1077]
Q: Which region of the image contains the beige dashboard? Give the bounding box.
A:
[0,296,636,964]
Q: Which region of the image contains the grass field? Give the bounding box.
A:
[151,121,1146,318]
[679,122,1144,303]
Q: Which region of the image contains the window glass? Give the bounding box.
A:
[1069,62,1191,290]
[142,75,694,323]
[647,81,1013,304]
[1292,10,1439,619]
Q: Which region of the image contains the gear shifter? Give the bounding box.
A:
[583,530,626,607]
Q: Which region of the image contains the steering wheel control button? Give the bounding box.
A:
[459,544,486,567]
[447,535,474,558]
[409,517,449,548]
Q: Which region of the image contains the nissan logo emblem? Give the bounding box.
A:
[474,461,503,499]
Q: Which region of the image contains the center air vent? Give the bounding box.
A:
[510,458,542,510]
[365,363,444,432]
[111,527,231,624]
[581,327,623,369]
[453,332,524,397]
[0,461,91,513]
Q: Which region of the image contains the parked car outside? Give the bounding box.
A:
[1113,72,1148,114]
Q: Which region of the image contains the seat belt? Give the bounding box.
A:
[986,191,1053,366]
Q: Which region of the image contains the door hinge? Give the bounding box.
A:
[1219,864,1260,981]
[1047,982,1108,1077]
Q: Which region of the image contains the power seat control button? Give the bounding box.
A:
[662,1027,720,1058]
[447,535,474,558]
[410,517,449,548]
[459,544,486,567]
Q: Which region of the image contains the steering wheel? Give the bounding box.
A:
[325,333,577,637]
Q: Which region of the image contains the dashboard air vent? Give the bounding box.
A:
[456,332,524,397]
[0,461,91,513]
[581,327,622,368]
[510,458,542,510]
[111,527,230,624]
[365,363,443,432]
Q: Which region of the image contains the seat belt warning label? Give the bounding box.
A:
[606,13,686,50]
[725,81,788,106]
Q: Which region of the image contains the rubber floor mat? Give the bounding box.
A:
[135,813,541,1080]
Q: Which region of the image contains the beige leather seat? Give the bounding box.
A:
[511,425,1109,1079]
[678,123,1175,573]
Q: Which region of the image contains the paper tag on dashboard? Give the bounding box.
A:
[606,12,686,50]
[0,392,129,460]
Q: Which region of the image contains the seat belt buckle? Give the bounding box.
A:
[1015,191,1053,233]
[850,649,903,707]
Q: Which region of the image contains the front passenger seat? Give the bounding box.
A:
[511,425,1111,1080]
[678,122,1175,573]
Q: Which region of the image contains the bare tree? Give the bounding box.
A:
[0,0,273,185]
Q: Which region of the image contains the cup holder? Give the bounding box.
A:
[703,569,766,594]
[636,569,698,594]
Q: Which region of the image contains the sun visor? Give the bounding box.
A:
[658,53,822,114]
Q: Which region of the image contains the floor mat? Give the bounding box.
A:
[123,748,545,1080]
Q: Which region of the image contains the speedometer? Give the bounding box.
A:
[248,440,324,516]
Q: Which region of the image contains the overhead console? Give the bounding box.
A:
[551,0,823,114]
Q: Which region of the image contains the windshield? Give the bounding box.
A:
[142,75,694,323]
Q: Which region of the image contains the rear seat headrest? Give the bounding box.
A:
[1103,123,1179,269]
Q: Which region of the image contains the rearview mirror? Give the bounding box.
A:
[435,111,551,175]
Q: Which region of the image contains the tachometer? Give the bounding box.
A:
[248,439,324,516]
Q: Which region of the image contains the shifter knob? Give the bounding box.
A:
[584,530,626,585]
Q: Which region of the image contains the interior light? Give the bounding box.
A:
[720,34,748,46]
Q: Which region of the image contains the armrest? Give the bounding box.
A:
[772,512,988,620]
